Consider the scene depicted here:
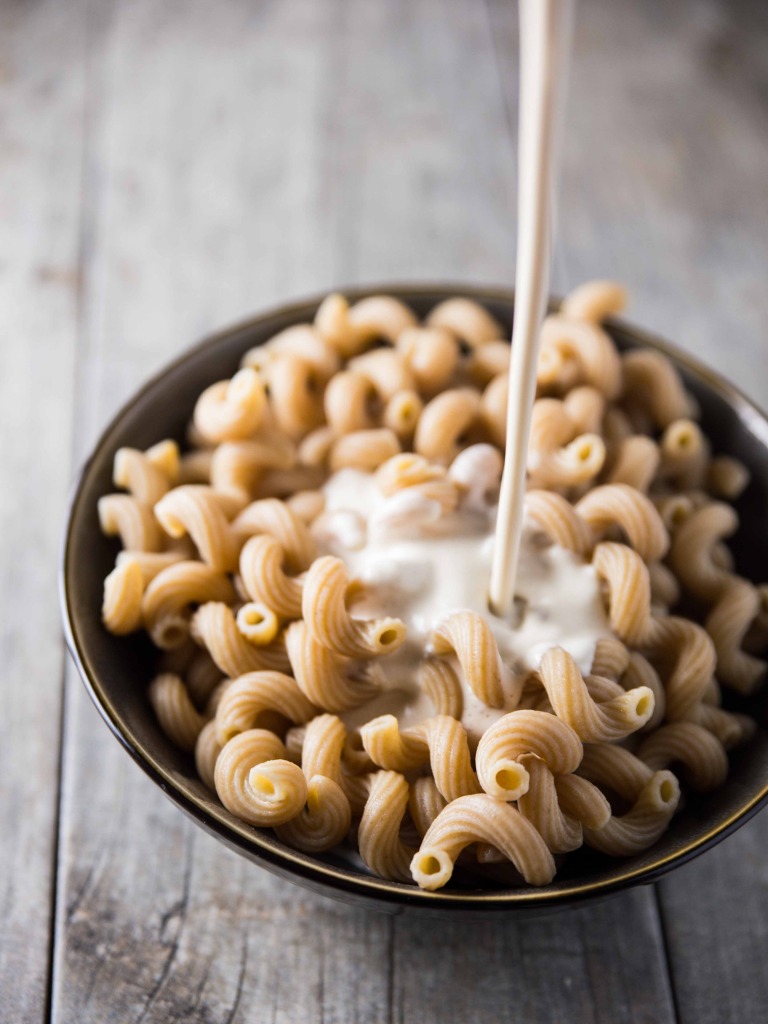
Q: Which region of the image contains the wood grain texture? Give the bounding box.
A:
[658,814,768,1024]
[0,2,87,1021]
[48,1,679,1023]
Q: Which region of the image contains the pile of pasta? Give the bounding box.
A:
[99,281,768,890]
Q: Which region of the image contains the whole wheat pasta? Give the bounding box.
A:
[706,455,750,500]
[560,280,628,323]
[638,722,728,792]
[414,388,482,463]
[193,367,266,443]
[589,637,631,680]
[411,795,556,890]
[605,435,660,493]
[329,428,402,472]
[298,426,336,468]
[264,353,326,440]
[98,494,164,553]
[691,703,756,750]
[577,743,681,856]
[431,611,506,709]
[155,485,241,571]
[648,562,680,610]
[475,709,583,801]
[243,324,340,382]
[479,708,581,794]
[524,490,593,556]
[323,371,378,435]
[553,773,612,831]
[347,295,419,344]
[563,386,606,435]
[582,573,711,726]
[397,326,460,396]
[285,489,325,524]
[425,297,503,349]
[113,441,179,505]
[357,771,415,881]
[479,373,508,448]
[528,398,606,489]
[214,670,318,745]
[177,448,214,485]
[252,465,327,498]
[375,452,446,494]
[214,729,307,827]
[466,339,511,386]
[419,658,464,720]
[622,349,695,428]
[301,555,406,658]
[285,620,379,712]
[705,578,766,693]
[149,673,207,753]
[276,774,352,853]
[273,714,352,852]
[575,484,669,562]
[295,713,347,782]
[142,561,237,649]
[348,348,415,400]
[315,294,417,358]
[184,649,225,708]
[659,419,709,488]
[210,433,297,502]
[194,720,222,791]
[191,602,290,676]
[236,602,280,645]
[232,498,316,571]
[383,390,424,441]
[652,494,695,534]
[578,742,656,799]
[621,651,666,731]
[669,502,738,602]
[539,315,623,399]
[239,534,304,620]
[536,337,581,395]
[517,755,583,853]
[102,558,144,634]
[360,715,479,802]
[646,615,718,721]
[591,542,653,647]
[538,647,655,742]
[408,776,448,839]
[115,549,186,585]
[583,772,681,857]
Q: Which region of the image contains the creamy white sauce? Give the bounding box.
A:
[317,458,611,745]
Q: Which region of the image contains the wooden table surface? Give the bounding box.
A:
[3,0,767,1021]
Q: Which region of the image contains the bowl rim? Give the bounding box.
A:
[60,281,768,910]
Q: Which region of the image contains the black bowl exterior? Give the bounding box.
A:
[61,285,768,913]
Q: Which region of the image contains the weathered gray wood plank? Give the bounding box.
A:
[487,0,768,1020]
[0,2,88,1021]
[50,1,678,1022]
[658,814,768,1024]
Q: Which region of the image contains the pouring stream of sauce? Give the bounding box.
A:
[489,0,574,618]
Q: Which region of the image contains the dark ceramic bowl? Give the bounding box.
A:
[60,285,768,914]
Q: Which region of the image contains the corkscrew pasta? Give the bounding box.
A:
[98,281,765,891]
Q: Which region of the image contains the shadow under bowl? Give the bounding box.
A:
[60,284,768,915]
